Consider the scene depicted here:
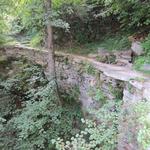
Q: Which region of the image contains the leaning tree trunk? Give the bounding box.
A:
[44,0,60,101]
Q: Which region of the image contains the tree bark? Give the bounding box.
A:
[45,0,56,79]
[44,0,60,102]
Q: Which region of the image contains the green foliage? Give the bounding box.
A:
[53,0,83,9]
[57,34,130,55]
[106,35,129,50]
[84,63,96,75]
[134,101,150,150]
[61,85,80,103]
[0,117,6,132]
[0,0,15,45]
[88,87,106,104]
[92,0,150,30]
[0,18,8,45]
[134,57,146,70]
[133,34,150,73]
[13,82,63,149]
[97,35,130,51]
[0,34,6,45]
[53,100,121,150]
[142,34,150,56]
[0,0,150,46]
[30,32,44,47]
[0,59,83,150]
[109,84,123,100]
[94,89,106,102]
[11,0,70,43]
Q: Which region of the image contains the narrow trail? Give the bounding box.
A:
[10,37,150,81]
[1,44,150,94]
[63,52,150,81]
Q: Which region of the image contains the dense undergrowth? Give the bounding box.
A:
[56,34,131,55]
[0,58,123,150]
[135,101,150,150]
[119,101,150,150]
[0,58,83,149]
[53,100,121,150]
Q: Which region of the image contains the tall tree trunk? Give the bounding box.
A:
[45,0,56,79]
[44,0,60,101]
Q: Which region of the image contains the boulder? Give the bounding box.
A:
[131,41,144,56]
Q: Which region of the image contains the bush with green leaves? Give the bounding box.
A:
[0,59,83,150]
[53,100,121,150]
[142,34,150,56]
[91,0,150,30]
[0,18,8,45]
[0,58,122,150]
[30,31,44,47]
[134,101,150,150]
[11,81,62,149]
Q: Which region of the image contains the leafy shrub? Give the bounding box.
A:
[93,0,150,30]
[98,35,130,51]
[134,57,146,70]
[0,59,83,150]
[0,20,7,45]
[88,87,106,105]
[84,63,96,75]
[12,81,62,149]
[142,34,150,56]
[134,101,150,150]
[0,35,6,45]
[53,100,121,150]
[30,32,44,47]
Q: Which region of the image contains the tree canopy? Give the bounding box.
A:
[1,0,149,45]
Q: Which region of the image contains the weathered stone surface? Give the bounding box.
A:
[131,41,144,56]
[115,50,132,67]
